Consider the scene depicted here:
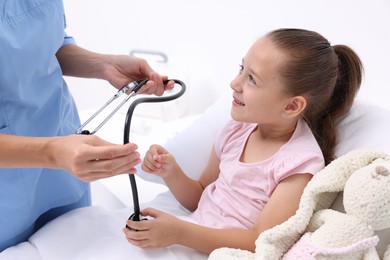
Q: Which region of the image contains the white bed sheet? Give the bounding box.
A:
[1,192,207,260]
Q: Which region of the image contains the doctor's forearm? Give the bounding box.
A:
[0,134,56,168]
[56,44,111,79]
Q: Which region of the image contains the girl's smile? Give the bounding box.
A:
[232,96,245,106]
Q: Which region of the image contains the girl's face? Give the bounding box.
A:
[230,37,292,126]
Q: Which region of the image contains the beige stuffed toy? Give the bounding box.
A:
[209,149,390,260]
[384,245,390,260]
[282,158,390,259]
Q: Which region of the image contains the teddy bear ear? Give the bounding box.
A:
[374,165,389,177]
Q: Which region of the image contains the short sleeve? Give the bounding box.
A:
[62,32,76,46]
[60,0,76,47]
[265,152,323,195]
[272,151,325,188]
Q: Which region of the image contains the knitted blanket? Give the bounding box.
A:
[209,149,389,260]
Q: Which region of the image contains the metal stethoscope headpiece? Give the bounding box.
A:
[76,79,186,223]
[75,80,146,135]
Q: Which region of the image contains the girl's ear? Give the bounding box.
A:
[284,96,306,118]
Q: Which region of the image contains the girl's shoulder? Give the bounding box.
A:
[270,119,325,182]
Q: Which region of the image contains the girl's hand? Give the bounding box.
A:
[123,208,182,249]
[141,144,179,178]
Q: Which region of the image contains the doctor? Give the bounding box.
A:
[0,0,173,251]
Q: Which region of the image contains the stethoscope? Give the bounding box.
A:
[76,79,186,223]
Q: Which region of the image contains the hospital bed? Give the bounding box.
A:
[2,93,390,259]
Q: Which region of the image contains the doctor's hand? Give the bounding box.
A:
[57,45,174,95]
[49,134,141,182]
[104,55,175,96]
[123,208,183,249]
[141,144,179,178]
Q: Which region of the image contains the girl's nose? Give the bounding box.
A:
[230,75,242,92]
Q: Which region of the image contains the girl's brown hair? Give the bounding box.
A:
[267,28,363,165]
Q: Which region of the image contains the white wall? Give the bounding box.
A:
[64,0,390,115]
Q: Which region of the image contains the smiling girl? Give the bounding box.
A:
[124,28,363,254]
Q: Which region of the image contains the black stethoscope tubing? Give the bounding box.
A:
[76,79,186,223]
[124,79,186,222]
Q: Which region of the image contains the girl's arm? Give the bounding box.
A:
[125,207,259,253]
[253,173,312,233]
[142,145,220,212]
[164,148,221,212]
[194,172,312,253]
[125,173,312,253]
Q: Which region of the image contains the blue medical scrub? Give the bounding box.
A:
[0,0,90,251]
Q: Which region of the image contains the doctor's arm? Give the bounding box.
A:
[0,133,141,182]
[56,44,173,96]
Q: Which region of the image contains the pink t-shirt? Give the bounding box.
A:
[190,119,324,229]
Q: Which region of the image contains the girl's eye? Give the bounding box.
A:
[239,64,256,85]
[238,64,244,73]
[249,75,256,84]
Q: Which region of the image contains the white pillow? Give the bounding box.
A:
[137,93,390,184]
[336,100,390,156]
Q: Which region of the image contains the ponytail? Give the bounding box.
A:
[331,45,363,117]
[316,45,363,164]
